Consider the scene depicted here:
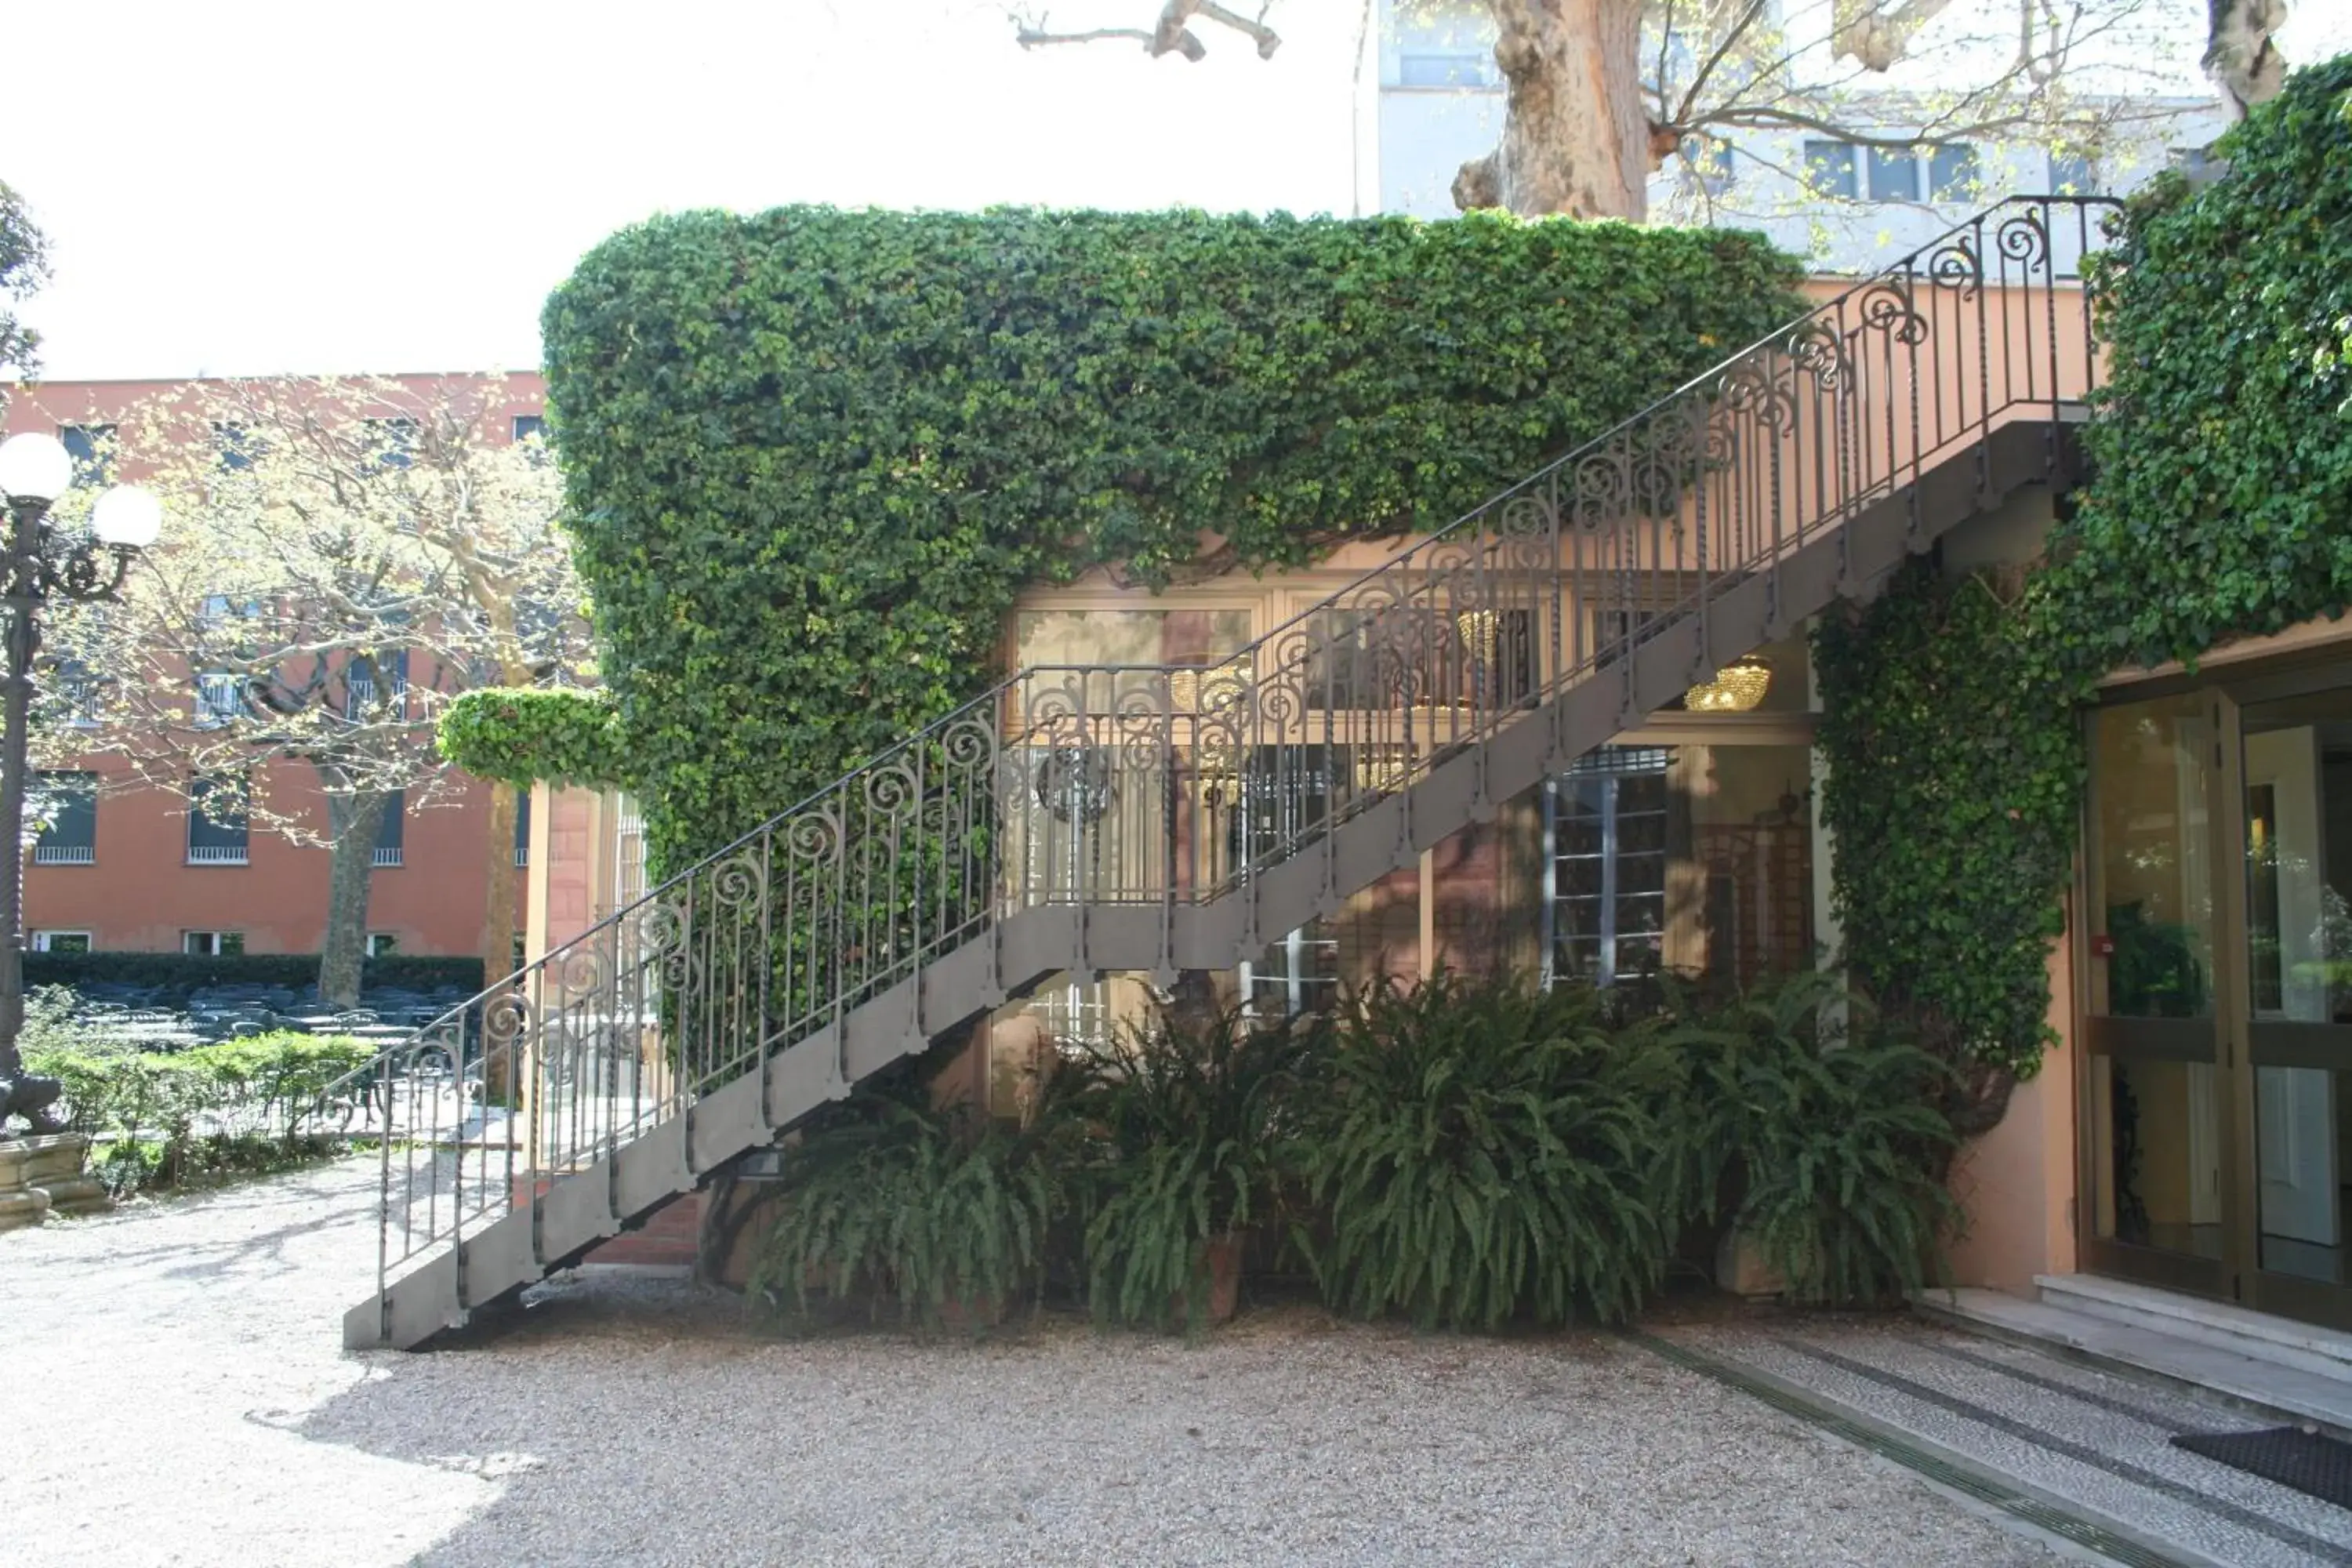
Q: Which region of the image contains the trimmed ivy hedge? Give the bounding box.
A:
[438,688,622,789]
[1817,56,2352,1077]
[21,951,486,1004]
[542,206,1805,866]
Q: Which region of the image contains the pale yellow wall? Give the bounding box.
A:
[1946,921,2079,1290]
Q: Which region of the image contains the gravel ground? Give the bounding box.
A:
[5,1156,2059,1568]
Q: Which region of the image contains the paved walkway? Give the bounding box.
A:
[3,1158,2074,1567]
[1660,1316,2352,1568]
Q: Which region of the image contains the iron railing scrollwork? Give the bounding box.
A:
[306,196,2121,1305]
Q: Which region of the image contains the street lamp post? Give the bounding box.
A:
[0,432,161,1132]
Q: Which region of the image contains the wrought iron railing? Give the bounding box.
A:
[307,195,2120,1297]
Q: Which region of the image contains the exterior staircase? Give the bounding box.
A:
[324,197,2118,1350]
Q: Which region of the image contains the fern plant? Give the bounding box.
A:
[746,1083,1057,1331]
[1672,974,1964,1305]
[1297,973,1680,1330]
[1065,1000,1316,1331]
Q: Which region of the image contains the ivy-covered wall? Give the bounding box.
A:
[1814,564,2081,1078]
[1817,54,2352,1077]
[536,207,1805,867]
[2037,53,2352,673]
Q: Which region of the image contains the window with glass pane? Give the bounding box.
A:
[1866,146,1921,201]
[1928,143,1980,201]
[1804,140,1859,200]
[365,417,418,470]
[1243,923,1339,1017]
[195,672,241,728]
[60,424,116,485]
[33,772,96,865]
[1014,608,1250,713]
[2089,695,2216,1017]
[374,789,405,866]
[1548,748,1671,986]
[2240,688,2352,1280]
[1225,745,1334,875]
[347,650,408,720]
[52,654,100,726]
[1680,135,1734,196]
[187,776,249,864]
[2048,151,2100,194]
[1397,53,1490,87]
[212,423,259,470]
[2092,1054,2223,1256]
[1304,605,1535,710]
[514,787,532,866]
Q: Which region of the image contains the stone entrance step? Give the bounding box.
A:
[1921,1276,2352,1440]
[2038,1273,2352,1381]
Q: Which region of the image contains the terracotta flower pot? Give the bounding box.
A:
[1199,1231,1245,1326]
[935,1293,1007,1333]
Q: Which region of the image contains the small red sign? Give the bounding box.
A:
[2091,934,2115,958]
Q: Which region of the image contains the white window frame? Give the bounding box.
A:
[31,930,93,953]
[182,930,245,956]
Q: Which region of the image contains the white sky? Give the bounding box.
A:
[9,0,2348,382]
[9,0,1366,379]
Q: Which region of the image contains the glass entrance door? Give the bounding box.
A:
[2238,682,2352,1328]
[2081,691,2231,1294]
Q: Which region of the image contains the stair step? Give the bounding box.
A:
[1921,1286,2352,1439]
[2034,1272,2352,1378]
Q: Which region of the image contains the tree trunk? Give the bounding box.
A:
[482,781,520,984]
[1455,0,1650,220]
[2205,0,2288,120]
[320,783,394,1009]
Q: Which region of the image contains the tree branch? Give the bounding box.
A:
[1011,1,1279,62]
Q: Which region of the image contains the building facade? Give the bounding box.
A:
[1357,0,2227,269]
[506,241,2352,1341]
[0,373,546,961]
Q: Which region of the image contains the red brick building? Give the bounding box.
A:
[1,373,546,962]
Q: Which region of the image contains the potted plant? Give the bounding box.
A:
[746,1080,1058,1334]
[1069,989,1316,1333]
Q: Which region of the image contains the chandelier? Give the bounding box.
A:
[1685,652,1773,713]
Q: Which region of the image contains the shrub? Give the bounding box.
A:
[16,984,133,1058]
[26,1029,374,1194]
[1673,974,1964,1305]
[1296,974,1682,1330]
[1065,1000,1316,1330]
[746,1086,1058,1331]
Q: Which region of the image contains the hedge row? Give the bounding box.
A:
[22,951,486,1002]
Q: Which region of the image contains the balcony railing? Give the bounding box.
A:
[372,846,405,868]
[187,844,249,866]
[33,844,94,866]
[514,846,528,867]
